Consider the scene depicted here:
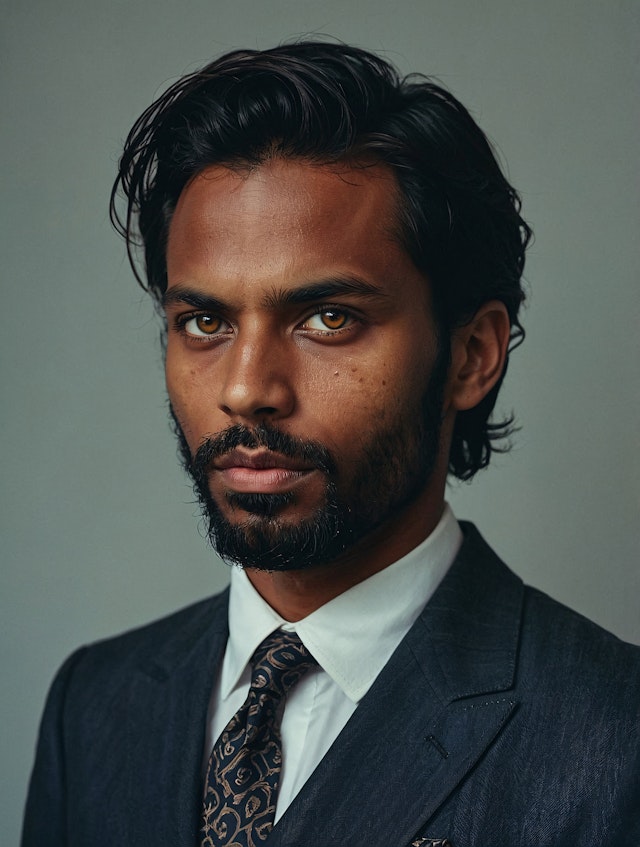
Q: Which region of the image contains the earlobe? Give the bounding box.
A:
[447,301,511,412]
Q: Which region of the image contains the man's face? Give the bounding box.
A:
[164,159,452,572]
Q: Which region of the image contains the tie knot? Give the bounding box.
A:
[250,630,317,699]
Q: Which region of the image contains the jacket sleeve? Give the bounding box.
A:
[21,647,88,847]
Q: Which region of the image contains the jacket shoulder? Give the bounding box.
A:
[68,587,230,683]
[457,521,640,682]
[22,590,229,846]
[433,525,640,843]
[518,583,640,696]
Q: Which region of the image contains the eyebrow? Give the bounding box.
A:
[162,275,389,312]
[161,287,227,313]
[263,276,389,307]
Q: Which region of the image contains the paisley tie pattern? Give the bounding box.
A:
[201,630,317,846]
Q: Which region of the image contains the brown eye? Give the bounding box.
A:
[304,309,352,332]
[196,315,221,334]
[320,310,348,329]
[183,314,224,337]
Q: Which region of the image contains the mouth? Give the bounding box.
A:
[212,449,316,493]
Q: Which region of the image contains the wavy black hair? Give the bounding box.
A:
[110,41,531,480]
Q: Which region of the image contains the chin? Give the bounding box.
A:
[204,484,355,572]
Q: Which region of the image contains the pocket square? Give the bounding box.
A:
[410,839,453,847]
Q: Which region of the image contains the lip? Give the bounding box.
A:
[212,449,315,494]
[213,449,313,472]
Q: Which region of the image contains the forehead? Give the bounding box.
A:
[171,157,398,228]
[166,158,427,308]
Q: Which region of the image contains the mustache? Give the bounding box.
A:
[189,423,336,484]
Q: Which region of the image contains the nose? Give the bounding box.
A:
[218,328,295,422]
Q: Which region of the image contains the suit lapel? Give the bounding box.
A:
[123,590,230,845]
[270,525,524,847]
[105,525,523,846]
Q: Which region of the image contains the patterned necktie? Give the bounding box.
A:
[201,630,317,847]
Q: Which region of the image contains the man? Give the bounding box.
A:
[23,42,639,846]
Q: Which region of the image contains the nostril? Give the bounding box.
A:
[219,403,279,419]
[218,366,296,421]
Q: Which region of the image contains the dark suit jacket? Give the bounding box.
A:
[22,524,640,846]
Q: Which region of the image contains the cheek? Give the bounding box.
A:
[333,342,430,408]
[302,356,423,447]
[165,358,215,449]
[300,360,382,415]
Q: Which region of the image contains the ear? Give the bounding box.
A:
[446,301,511,412]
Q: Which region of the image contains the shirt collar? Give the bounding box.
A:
[221,504,462,703]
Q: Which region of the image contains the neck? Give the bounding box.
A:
[245,491,445,621]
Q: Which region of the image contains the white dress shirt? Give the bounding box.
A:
[204,504,462,821]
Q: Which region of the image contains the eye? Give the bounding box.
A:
[181,313,227,338]
[302,309,353,332]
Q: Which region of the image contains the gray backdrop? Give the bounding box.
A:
[3,0,639,840]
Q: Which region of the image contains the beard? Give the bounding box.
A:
[171,351,448,572]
